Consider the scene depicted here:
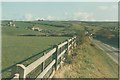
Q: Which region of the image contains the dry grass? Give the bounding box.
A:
[54,37,118,78]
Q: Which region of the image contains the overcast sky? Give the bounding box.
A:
[1,2,118,21]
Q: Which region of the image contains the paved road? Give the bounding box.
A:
[90,37,119,64]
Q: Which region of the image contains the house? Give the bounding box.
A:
[32,27,42,31]
[8,22,13,26]
[8,21,16,27]
[13,24,16,27]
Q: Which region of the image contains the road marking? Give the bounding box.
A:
[101,43,118,56]
[103,43,118,51]
[93,39,118,56]
[96,43,118,64]
[92,39,119,64]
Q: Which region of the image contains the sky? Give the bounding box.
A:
[1,2,118,21]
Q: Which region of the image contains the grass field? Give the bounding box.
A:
[2,21,70,78]
[2,35,68,69]
[2,20,118,78]
[2,35,68,78]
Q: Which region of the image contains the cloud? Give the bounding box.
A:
[35,17,45,20]
[47,16,59,20]
[73,12,94,21]
[98,6,109,10]
[65,12,68,15]
[24,13,33,21]
[97,5,117,11]
[47,16,54,20]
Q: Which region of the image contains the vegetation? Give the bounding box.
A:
[54,37,118,78]
[81,21,118,48]
[2,20,118,78]
[76,31,86,45]
[2,21,70,78]
[94,28,118,48]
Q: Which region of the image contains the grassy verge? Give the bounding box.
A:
[54,37,118,78]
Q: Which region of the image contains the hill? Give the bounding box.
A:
[54,37,118,78]
[2,20,118,78]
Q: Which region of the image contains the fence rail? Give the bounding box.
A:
[11,36,77,80]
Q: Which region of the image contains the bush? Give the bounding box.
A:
[76,31,85,45]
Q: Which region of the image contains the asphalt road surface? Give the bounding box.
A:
[90,38,119,64]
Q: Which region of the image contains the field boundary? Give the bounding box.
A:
[11,36,77,79]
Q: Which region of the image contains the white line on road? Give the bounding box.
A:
[92,39,119,64]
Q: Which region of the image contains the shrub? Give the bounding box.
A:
[76,31,85,45]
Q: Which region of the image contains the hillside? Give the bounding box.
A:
[54,37,118,78]
[1,21,70,78]
[82,21,118,48]
[2,21,118,78]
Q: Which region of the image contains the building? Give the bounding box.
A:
[32,27,42,31]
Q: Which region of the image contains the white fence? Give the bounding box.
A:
[12,36,77,80]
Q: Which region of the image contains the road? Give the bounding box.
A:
[90,37,119,64]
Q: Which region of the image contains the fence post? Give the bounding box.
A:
[16,64,26,80]
[55,45,59,70]
[72,38,74,50]
[74,36,77,48]
[66,39,69,54]
[42,52,45,71]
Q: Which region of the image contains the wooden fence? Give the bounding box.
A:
[11,36,77,80]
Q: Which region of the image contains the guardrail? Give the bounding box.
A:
[11,36,77,80]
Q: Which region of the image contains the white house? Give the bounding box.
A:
[32,27,42,31]
[8,21,16,27]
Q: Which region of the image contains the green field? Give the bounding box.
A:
[2,20,118,78]
[2,21,71,78]
[2,35,68,69]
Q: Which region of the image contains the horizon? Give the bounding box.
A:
[1,19,118,22]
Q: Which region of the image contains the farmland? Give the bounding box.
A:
[1,20,118,78]
[2,21,72,77]
[81,21,119,48]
